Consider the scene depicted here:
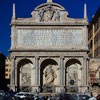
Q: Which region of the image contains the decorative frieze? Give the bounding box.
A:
[10,51,87,57]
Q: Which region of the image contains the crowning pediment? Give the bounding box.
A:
[31,2,69,23]
[11,1,88,25]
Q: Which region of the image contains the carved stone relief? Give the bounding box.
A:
[38,5,61,22]
[20,63,32,85]
[43,64,58,92]
[31,4,69,22]
[44,64,57,85]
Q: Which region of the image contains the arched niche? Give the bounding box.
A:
[17,59,33,92]
[40,59,58,92]
[65,58,82,93]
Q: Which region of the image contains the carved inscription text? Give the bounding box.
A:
[18,29,83,47]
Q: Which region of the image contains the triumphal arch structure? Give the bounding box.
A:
[10,0,89,93]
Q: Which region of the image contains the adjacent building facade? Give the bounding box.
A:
[89,59,100,96]
[5,57,11,84]
[88,7,100,58]
[10,0,89,93]
[88,7,100,95]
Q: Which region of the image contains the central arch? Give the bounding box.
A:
[40,59,58,92]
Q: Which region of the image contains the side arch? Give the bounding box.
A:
[65,58,82,93]
[17,59,33,92]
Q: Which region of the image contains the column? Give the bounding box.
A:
[10,56,15,90]
[81,56,88,93]
[86,57,89,85]
[15,67,17,91]
[35,56,39,84]
[60,56,64,92]
[83,57,87,86]
[34,56,39,91]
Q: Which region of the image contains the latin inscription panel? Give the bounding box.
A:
[18,29,83,47]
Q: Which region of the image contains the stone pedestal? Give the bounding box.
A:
[56,86,65,93]
[10,85,17,92]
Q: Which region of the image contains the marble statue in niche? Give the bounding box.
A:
[38,8,44,21]
[43,5,54,22]
[53,9,60,21]
[43,64,57,92]
[44,64,57,85]
[20,64,31,85]
[21,72,31,85]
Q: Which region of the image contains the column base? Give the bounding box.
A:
[9,84,17,92]
[80,85,89,94]
[56,85,65,93]
[32,85,40,93]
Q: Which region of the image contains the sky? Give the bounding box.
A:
[0,0,100,56]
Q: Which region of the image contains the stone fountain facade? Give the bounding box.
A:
[10,0,89,93]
